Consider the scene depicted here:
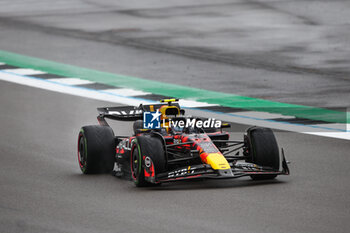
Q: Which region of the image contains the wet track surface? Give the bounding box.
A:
[1,81,350,233]
[1,1,350,233]
[0,0,350,108]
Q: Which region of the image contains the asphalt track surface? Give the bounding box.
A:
[1,80,350,233]
[1,0,350,108]
[1,1,350,233]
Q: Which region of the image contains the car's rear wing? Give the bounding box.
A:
[98,106,144,122]
[97,102,183,125]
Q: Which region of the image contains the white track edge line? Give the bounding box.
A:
[0,70,349,140]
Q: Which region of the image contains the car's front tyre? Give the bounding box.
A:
[245,127,280,180]
[130,135,166,187]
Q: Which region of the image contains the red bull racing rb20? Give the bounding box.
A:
[77,99,289,187]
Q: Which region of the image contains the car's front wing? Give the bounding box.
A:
[155,154,290,183]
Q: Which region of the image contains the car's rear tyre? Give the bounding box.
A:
[133,120,144,135]
[246,127,280,180]
[78,125,115,174]
[131,135,166,187]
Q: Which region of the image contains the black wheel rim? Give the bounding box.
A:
[79,136,86,168]
[132,147,139,177]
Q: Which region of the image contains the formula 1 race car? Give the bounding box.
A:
[77,99,289,187]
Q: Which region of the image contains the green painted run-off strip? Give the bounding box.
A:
[0,50,348,123]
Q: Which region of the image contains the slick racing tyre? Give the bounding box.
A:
[78,125,115,174]
[246,127,280,180]
[130,135,166,187]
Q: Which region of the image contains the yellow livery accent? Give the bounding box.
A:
[206,153,231,170]
[159,105,180,119]
[160,98,178,103]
